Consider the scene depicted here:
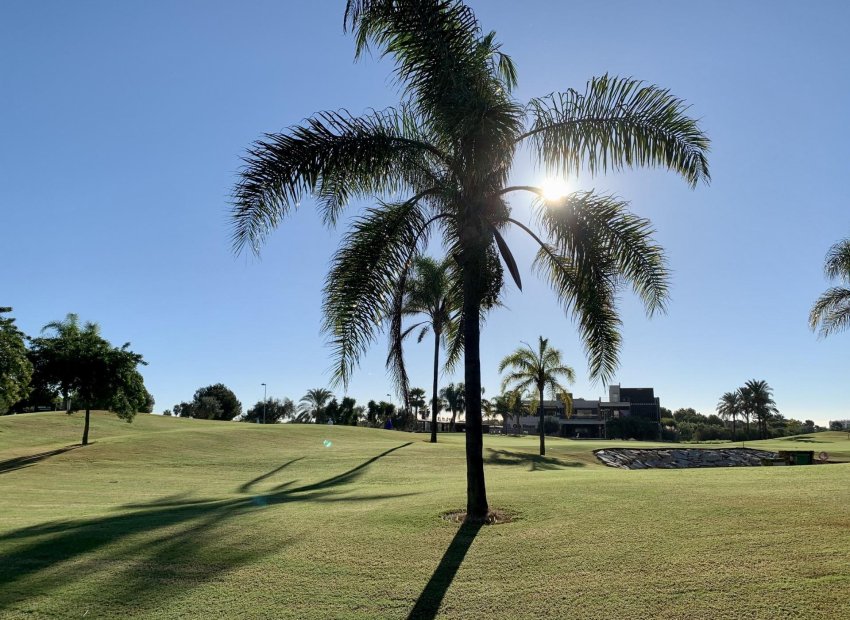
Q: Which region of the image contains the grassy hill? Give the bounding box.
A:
[1,412,848,619]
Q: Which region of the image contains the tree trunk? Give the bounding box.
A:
[450,409,457,432]
[461,241,488,522]
[538,384,546,456]
[82,408,91,445]
[430,329,440,443]
[732,417,736,441]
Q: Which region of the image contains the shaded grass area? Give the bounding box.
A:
[1,413,849,619]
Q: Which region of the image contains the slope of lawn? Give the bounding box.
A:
[1,412,848,619]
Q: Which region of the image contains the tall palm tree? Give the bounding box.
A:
[810,238,850,337]
[393,256,458,443]
[231,1,709,521]
[439,382,465,432]
[716,391,741,440]
[742,379,778,439]
[499,336,575,456]
[300,388,334,424]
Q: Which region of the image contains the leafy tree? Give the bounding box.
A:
[741,379,778,440]
[193,384,242,421]
[324,396,361,425]
[439,382,465,432]
[244,397,295,423]
[299,388,334,423]
[716,391,742,439]
[163,409,173,417]
[230,1,709,520]
[29,314,148,445]
[174,401,194,418]
[493,389,529,434]
[0,307,32,414]
[499,336,574,455]
[366,399,395,427]
[809,238,850,336]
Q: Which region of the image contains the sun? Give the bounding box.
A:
[540,178,570,202]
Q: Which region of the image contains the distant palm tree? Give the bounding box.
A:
[810,238,850,337]
[742,379,778,439]
[391,256,458,443]
[440,383,465,432]
[499,337,575,456]
[299,388,334,424]
[40,313,99,413]
[493,389,529,435]
[716,391,741,439]
[230,1,709,520]
[408,387,426,419]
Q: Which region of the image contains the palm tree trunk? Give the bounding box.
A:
[732,416,736,441]
[461,242,488,522]
[430,330,440,443]
[450,409,457,432]
[538,384,546,456]
[82,408,91,445]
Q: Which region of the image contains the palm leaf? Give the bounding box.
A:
[522,74,710,187]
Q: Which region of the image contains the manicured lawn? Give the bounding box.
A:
[1,412,848,619]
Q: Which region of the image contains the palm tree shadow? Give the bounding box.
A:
[238,457,305,492]
[0,445,81,475]
[0,442,414,614]
[485,448,584,471]
[407,521,482,620]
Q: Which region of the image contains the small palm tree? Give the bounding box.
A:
[439,382,465,432]
[493,389,529,435]
[499,337,575,455]
[742,379,778,439]
[810,239,850,337]
[716,391,741,439]
[408,387,426,419]
[299,388,334,424]
[391,256,458,443]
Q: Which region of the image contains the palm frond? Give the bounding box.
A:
[809,287,850,337]
[532,245,621,382]
[824,238,850,283]
[536,190,669,315]
[231,107,442,254]
[325,198,430,388]
[522,74,710,187]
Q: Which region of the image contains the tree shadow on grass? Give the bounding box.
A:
[0,442,413,615]
[0,445,81,475]
[238,456,305,493]
[407,521,482,620]
[485,448,585,471]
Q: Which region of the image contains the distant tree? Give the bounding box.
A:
[492,389,528,434]
[809,238,850,337]
[162,409,173,417]
[300,388,334,423]
[29,314,148,445]
[141,388,155,414]
[244,397,295,423]
[0,307,32,414]
[366,400,395,427]
[408,387,427,420]
[741,380,778,440]
[499,336,575,456]
[174,401,194,418]
[188,384,241,421]
[439,383,465,432]
[716,391,742,439]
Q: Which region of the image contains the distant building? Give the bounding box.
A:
[509,384,661,439]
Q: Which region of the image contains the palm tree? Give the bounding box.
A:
[499,337,575,456]
[393,256,458,443]
[493,389,529,435]
[439,382,465,432]
[230,1,709,521]
[810,239,850,337]
[742,379,778,439]
[408,387,426,420]
[40,313,94,412]
[716,391,741,440]
[299,388,334,424]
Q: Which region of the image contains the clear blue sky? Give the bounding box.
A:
[3,1,849,424]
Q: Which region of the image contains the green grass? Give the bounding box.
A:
[1,412,849,619]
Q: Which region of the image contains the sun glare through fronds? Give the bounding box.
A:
[541,178,570,202]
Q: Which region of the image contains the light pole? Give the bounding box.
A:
[261,383,267,424]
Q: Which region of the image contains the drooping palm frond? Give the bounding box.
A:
[536,191,670,315]
[231,107,443,253]
[324,198,431,388]
[522,74,710,187]
[823,239,850,282]
[810,287,850,337]
[532,245,621,382]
